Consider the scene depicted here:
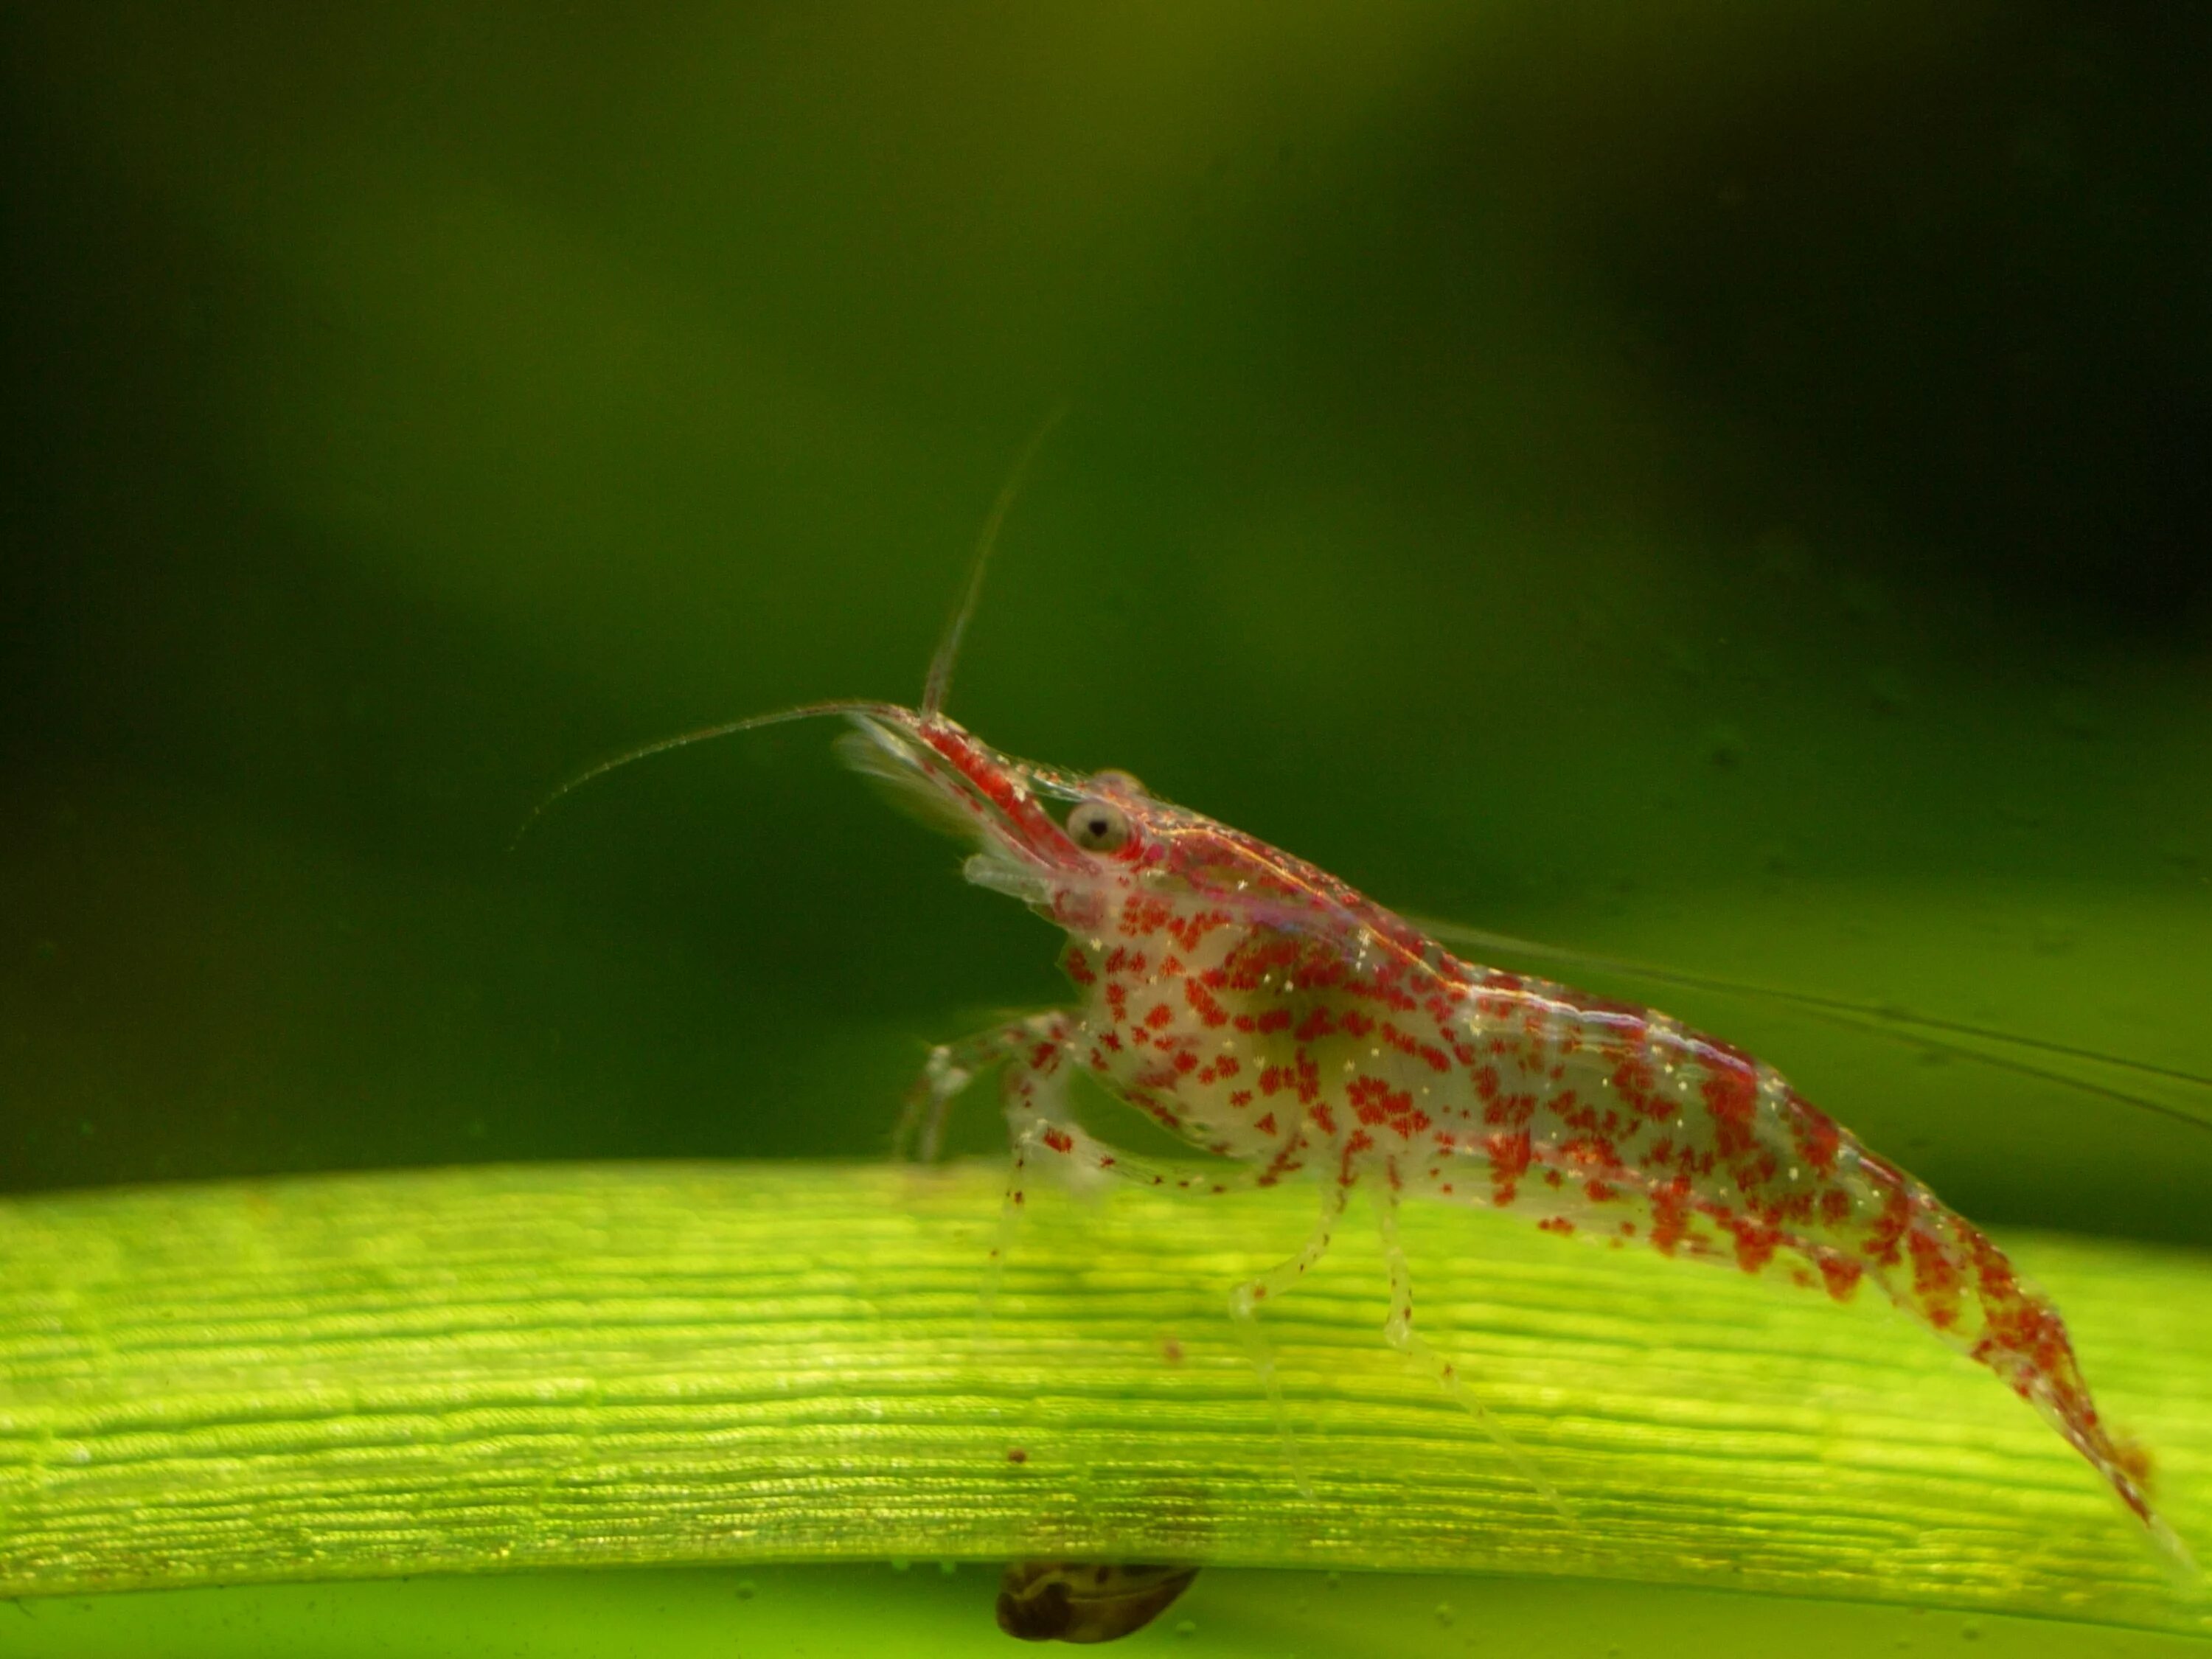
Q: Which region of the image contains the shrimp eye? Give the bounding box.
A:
[1067,798,1130,853]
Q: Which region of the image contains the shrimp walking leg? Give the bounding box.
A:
[902,1013,1077,1335]
[897,1018,1046,1162]
[1225,1179,1352,1498]
[914,1011,1317,1334]
[922,1004,1340,1490]
[900,1011,1086,1166]
[1374,1183,1573,1521]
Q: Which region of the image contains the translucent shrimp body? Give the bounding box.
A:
[848,703,2181,1565]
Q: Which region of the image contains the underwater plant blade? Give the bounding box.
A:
[0,1162,2206,1633]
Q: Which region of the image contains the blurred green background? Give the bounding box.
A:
[4,1,2211,1245]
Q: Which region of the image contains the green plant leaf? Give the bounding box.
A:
[1,1163,2205,1635]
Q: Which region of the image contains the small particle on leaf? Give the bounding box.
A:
[1434,1602,1455,1626]
[1175,1618,1198,1638]
[1007,1447,1029,1464]
[735,1579,757,1600]
[1161,1338,1184,1365]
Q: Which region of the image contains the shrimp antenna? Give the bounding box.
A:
[509,700,901,851]
[922,402,1069,719]
[516,406,1065,849]
[1416,917,2212,1134]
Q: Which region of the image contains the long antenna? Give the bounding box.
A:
[1414,916,2212,1132]
[1793,998,2212,1141]
[508,700,900,851]
[922,402,1069,718]
[513,407,1070,851]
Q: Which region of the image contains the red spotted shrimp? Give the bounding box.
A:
[525,446,2188,1573]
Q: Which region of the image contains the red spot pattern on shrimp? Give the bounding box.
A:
[1184,977,1228,1027]
[1121,894,1174,936]
[1908,1226,1963,1327]
[1817,1253,1864,1301]
[1647,1177,1693,1256]
[1348,1075,1432,1139]
[1700,1059,1759,1160]
[1787,1093,1843,1174]
[1611,1057,1668,1122]
[1725,1215,1783,1276]
[1486,1131,1532,1205]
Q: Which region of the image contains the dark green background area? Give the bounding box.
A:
[4,4,2210,1243]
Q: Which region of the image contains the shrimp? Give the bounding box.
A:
[863,700,2185,1556]
[523,438,2190,1577]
